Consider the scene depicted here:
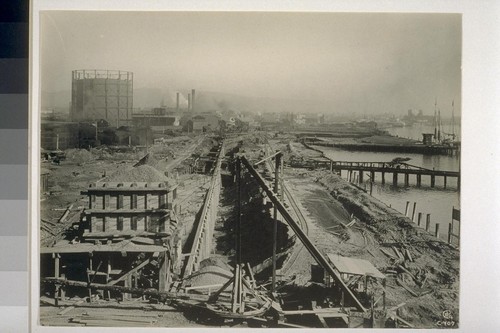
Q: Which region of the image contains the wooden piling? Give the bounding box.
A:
[425,214,431,232]
[54,254,60,279]
[434,223,440,239]
[430,175,435,188]
[417,212,422,227]
[158,252,168,291]
[381,172,385,184]
[404,201,410,216]
[444,176,447,189]
[393,172,398,186]
[359,171,364,183]
[411,202,417,222]
[416,174,421,187]
[447,223,453,244]
[54,254,60,305]
[404,173,409,187]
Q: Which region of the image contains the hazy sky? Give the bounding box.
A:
[41,11,461,116]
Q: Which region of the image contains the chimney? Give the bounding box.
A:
[191,89,196,112]
[188,93,191,111]
[176,92,179,111]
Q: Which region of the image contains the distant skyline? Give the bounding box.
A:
[41,12,461,116]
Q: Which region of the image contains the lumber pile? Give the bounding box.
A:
[379,234,433,299]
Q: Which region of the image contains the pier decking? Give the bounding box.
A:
[294,159,459,189]
[310,141,460,156]
[330,161,459,188]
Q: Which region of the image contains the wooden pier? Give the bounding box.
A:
[327,161,459,189]
[308,141,460,156]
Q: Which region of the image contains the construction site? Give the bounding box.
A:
[39,129,460,329]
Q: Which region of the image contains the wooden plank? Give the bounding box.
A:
[380,248,398,260]
[392,246,404,260]
[57,300,86,315]
[79,316,156,323]
[282,308,346,315]
[420,274,428,289]
[394,315,414,328]
[396,278,418,297]
[277,321,309,328]
[108,258,151,286]
[130,237,155,245]
[43,277,210,303]
[373,295,383,307]
[58,204,74,223]
[185,283,223,291]
[346,219,356,228]
[388,302,406,312]
[41,219,57,226]
[246,262,256,288]
[367,249,376,258]
[405,249,413,262]
[316,314,329,328]
[419,289,433,297]
[398,265,417,281]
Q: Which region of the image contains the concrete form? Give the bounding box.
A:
[81,181,177,238]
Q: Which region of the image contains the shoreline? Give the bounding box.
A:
[284,140,459,328]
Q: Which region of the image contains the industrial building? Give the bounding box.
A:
[132,108,181,134]
[71,70,133,127]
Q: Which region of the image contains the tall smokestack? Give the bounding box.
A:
[191,89,196,112]
[176,92,179,111]
[188,93,191,111]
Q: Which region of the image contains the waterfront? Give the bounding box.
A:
[320,124,461,241]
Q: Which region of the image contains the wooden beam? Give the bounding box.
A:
[158,253,168,291]
[241,156,366,312]
[282,308,347,315]
[42,277,209,303]
[394,315,414,328]
[317,314,329,328]
[107,258,151,286]
[185,283,224,291]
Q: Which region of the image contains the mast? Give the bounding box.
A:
[438,108,441,143]
[434,99,438,140]
[452,100,455,140]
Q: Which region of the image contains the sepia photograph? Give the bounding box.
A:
[35,10,461,329]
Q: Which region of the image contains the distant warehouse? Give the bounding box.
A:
[71,69,133,127]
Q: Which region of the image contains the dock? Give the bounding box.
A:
[328,161,459,189]
[308,140,460,156]
[289,158,459,189]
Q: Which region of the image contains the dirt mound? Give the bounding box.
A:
[105,165,175,184]
[65,149,94,164]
